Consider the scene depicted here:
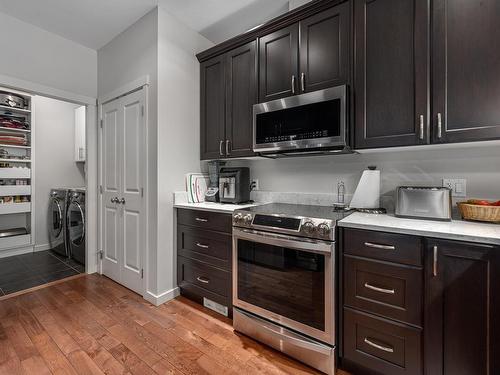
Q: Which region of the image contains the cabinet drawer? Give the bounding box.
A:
[177,256,230,299]
[177,208,232,233]
[344,256,422,326]
[343,228,422,266]
[177,225,231,270]
[344,308,422,375]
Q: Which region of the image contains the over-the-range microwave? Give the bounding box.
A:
[253,85,349,156]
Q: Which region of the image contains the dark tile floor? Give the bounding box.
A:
[0,250,84,296]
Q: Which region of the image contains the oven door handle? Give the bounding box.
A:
[233,228,333,255]
[236,309,333,356]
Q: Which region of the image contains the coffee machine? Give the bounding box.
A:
[219,167,251,204]
[205,160,225,202]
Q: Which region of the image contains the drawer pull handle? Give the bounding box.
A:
[196,276,210,284]
[433,245,438,277]
[364,337,394,353]
[196,242,209,249]
[364,283,395,295]
[364,242,395,250]
[195,218,208,223]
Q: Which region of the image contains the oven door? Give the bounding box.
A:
[232,227,335,345]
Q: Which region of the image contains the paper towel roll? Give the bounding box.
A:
[349,168,380,209]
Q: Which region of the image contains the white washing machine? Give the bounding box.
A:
[67,188,85,265]
[48,189,69,257]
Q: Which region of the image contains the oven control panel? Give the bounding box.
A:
[233,212,334,241]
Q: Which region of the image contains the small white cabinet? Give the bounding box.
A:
[74,106,86,162]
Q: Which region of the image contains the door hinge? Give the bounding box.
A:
[141,269,144,279]
[98,250,103,260]
[99,185,103,194]
[100,119,103,128]
[141,105,144,117]
[141,187,144,198]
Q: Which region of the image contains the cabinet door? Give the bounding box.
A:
[225,41,257,158]
[432,0,500,143]
[354,0,429,149]
[258,24,299,102]
[299,2,350,93]
[200,55,226,160]
[425,239,500,375]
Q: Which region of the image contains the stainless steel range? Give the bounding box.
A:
[232,203,349,375]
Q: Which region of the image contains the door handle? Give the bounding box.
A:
[301,73,305,92]
[433,245,438,276]
[219,140,224,156]
[364,283,395,295]
[364,337,394,353]
[119,198,126,205]
[291,75,296,94]
[437,113,443,139]
[196,276,210,284]
[111,197,118,203]
[364,242,396,251]
[419,115,425,140]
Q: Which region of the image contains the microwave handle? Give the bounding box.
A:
[233,227,333,255]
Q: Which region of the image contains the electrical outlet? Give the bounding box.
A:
[251,179,260,191]
[442,178,467,197]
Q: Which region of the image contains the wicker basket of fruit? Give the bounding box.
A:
[457,199,500,223]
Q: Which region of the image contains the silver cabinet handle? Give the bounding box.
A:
[437,113,443,139]
[364,337,394,353]
[195,217,208,222]
[301,73,305,92]
[226,140,231,156]
[111,197,117,203]
[196,276,209,284]
[433,245,438,276]
[196,242,209,249]
[219,140,224,156]
[364,242,396,251]
[364,283,395,295]
[419,115,425,140]
[119,198,126,205]
[291,75,296,94]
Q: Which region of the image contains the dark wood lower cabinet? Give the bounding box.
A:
[424,239,500,375]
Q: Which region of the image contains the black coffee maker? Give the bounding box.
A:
[218,167,250,204]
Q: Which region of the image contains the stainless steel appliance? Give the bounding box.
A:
[232,203,350,375]
[48,189,69,257]
[67,188,86,265]
[395,186,452,221]
[253,85,349,156]
[205,160,225,202]
[219,167,250,204]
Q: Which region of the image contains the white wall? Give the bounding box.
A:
[157,6,213,296]
[33,96,85,249]
[289,0,313,10]
[0,12,97,98]
[237,144,500,207]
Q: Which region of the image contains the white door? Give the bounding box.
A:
[100,89,145,294]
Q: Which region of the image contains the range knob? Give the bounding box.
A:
[317,222,331,237]
[302,221,315,234]
[243,214,253,225]
[233,213,243,224]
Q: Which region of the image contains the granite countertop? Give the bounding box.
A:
[173,201,258,213]
[339,212,500,245]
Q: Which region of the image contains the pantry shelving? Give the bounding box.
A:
[0,87,33,253]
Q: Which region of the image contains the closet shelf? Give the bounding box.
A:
[0,144,30,149]
[0,168,31,179]
[0,158,31,163]
[0,185,31,196]
[0,105,31,114]
[0,127,30,133]
[0,202,31,214]
[0,233,31,250]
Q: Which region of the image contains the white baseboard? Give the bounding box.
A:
[0,245,34,258]
[34,243,51,252]
[144,287,180,306]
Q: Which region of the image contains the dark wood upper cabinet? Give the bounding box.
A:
[225,41,257,158]
[354,0,429,149]
[200,55,226,160]
[432,0,500,143]
[258,25,299,102]
[425,239,500,375]
[299,1,350,93]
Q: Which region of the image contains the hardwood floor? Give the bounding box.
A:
[0,274,351,375]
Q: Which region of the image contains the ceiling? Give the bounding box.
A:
[0,0,296,50]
